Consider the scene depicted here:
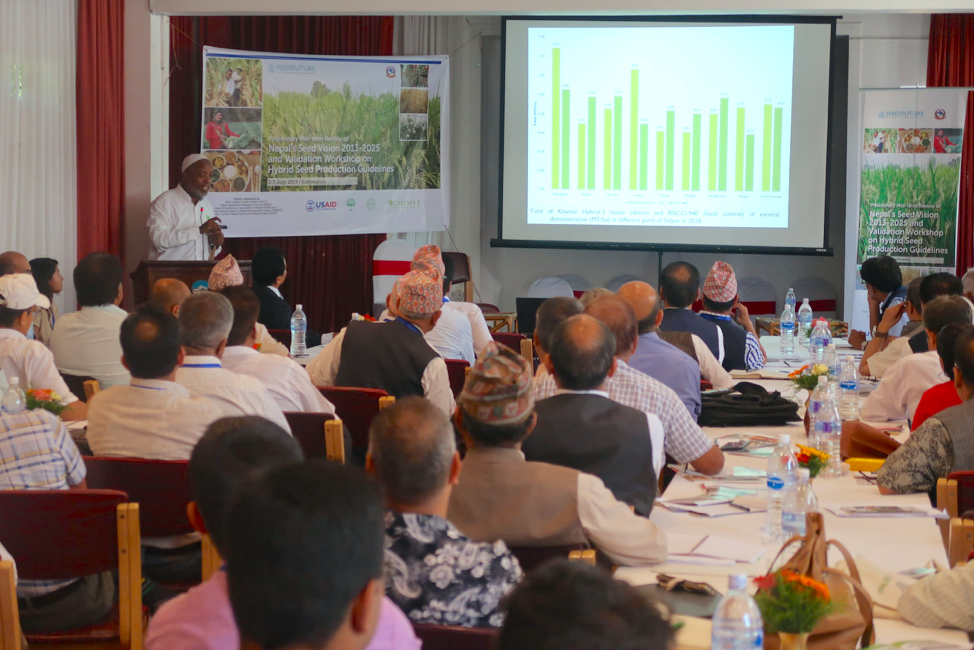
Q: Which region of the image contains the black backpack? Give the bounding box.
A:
[698,381,801,427]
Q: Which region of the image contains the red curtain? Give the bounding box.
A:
[927,14,974,276]
[76,0,126,261]
[168,16,392,332]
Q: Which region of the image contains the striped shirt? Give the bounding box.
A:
[698,312,765,371]
[0,409,86,596]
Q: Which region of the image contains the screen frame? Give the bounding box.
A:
[493,14,839,256]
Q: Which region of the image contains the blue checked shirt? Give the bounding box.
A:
[0,409,87,596]
[698,312,765,371]
[533,360,715,465]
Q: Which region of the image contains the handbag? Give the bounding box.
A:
[699,382,801,427]
[839,421,901,460]
[763,513,875,650]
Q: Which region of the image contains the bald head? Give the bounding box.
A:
[367,396,457,507]
[0,252,30,276]
[547,314,616,391]
[150,279,191,317]
[618,281,661,335]
[584,295,637,360]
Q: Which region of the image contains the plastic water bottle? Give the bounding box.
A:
[1,377,26,415]
[290,304,308,357]
[809,319,830,366]
[782,468,819,538]
[807,375,830,450]
[797,298,813,345]
[766,433,798,541]
[785,288,797,312]
[816,389,843,479]
[712,574,764,650]
[839,356,861,420]
[780,303,796,356]
[824,343,841,377]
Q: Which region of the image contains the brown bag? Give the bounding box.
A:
[762,513,875,650]
[839,421,901,460]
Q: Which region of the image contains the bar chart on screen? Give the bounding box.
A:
[527,25,795,230]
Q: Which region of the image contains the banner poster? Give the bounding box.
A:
[850,88,966,332]
[199,47,450,237]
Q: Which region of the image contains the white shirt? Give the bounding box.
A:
[306,326,456,419]
[860,350,946,423]
[690,334,734,389]
[221,346,336,415]
[256,323,289,357]
[86,378,223,460]
[554,388,665,478]
[147,185,219,261]
[0,329,78,403]
[443,300,493,356]
[50,305,130,389]
[175,355,291,433]
[425,306,475,363]
[899,560,974,631]
[863,335,914,378]
[576,471,668,565]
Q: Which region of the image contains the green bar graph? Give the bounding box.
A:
[762,103,772,192]
[629,69,639,190]
[551,48,560,189]
[692,113,701,191]
[708,113,717,191]
[604,108,612,190]
[735,107,745,192]
[665,110,675,191]
[745,134,755,192]
[682,131,691,191]
[719,97,729,191]
[773,106,783,192]
[561,89,570,189]
[613,96,623,190]
[639,124,649,191]
[578,124,586,189]
[656,130,664,190]
[587,97,596,189]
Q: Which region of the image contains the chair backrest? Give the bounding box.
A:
[508,543,590,573]
[737,276,777,316]
[412,624,497,650]
[283,412,343,463]
[83,379,102,402]
[444,359,470,399]
[200,534,223,583]
[950,471,974,519]
[58,372,95,403]
[605,273,642,293]
[372,239,419,307]
[0,560,19,650]
[793,277,838,317]
[268,328,292,350]
[84,457,193,538]
[559,274,591,297]
[491,332,525,352]
[317,387,391,450]
[527,277,574,299]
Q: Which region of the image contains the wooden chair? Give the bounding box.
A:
[441,252,473,302]
[937,472,974,565]
[84,379,102,402]
[412,624,497,650]
[317,387,393,452]
[200,534,222,582]
[444,359,470,399]
[492,331,526,353]
[520,338,534,366]
[0,490,143,649]
[283,412,345,463]
[0,560,19,650]
[58,373,98,403]
[508,543,592,573]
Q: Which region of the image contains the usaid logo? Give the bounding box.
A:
[306,200,338,212]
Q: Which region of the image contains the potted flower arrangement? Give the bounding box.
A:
[25,389,68,417]
[788,364,830,392]
[795,444,829,479]
[754,570,838,650]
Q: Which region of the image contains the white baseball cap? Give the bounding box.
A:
[0,274,51,310]
[181,153,209,174]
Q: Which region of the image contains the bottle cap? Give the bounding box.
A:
[797,468,811,480]
[779,433,791,444]
[818,375,828,385]
[8,377,18,385]
[728,574,748,590]
[296,304,303,310]
[828,343,836,349]
[803,298,810,304]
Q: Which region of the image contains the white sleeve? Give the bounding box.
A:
[860,363,906,422]
[465,306,494,355]
[306,329,345,387]
[715,326,725,363]
[421,356,456,418]
[577,473,667,566]
[646,413,664,478]
[899,561,974,631]
[864,337,909,379]
[147,195,198,252]
[27,345,78,403]
[261,389,292,434]
[292,365,336,415]
[692,335,734,389]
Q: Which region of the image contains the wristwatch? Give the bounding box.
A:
[871,326,889,339]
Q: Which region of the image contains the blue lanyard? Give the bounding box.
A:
[131,383,165,391]
[395,317,422,335]
[182,363,221,369]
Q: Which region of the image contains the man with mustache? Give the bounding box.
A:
[147,154,224,261]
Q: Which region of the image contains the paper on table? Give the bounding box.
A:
[672,615,713,650]
[667,555,738,566]
[827,506,948,519]
[730,368,792,380]
[667,532,707,555]
[693,536,768,563]
[64,420,88,430]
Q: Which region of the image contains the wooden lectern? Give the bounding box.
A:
[130,260,252,305]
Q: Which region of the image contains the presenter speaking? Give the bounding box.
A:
[147,154,225,261]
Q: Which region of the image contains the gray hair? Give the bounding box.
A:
[579,287,613,307]
[963,268,974,296]
[368,396,456,506]
[178,291,233,350]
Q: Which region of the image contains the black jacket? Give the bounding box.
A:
[253,284,321,346]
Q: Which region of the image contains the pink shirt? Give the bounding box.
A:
[146,570,421,650]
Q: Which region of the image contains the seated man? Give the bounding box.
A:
[533,296,584,375]
[849,255,908,349]
[657,261,723,362]
[307,270,455,418]
[0,274,85,420]
[150,278,190,318]
[226,461,400,650]
[250,247,321,346]
[498,560,674,650]
[87,304,223,459]
[51,252,130,388]
[0,403,102,633]
[367,397,522,628]
[618,281,733,394]
[861,296,971,423]
[438,254,492,356]
[175,291,291,432]
[912,323,972,431]
[697,261,766,371]
[220,286,336,415]
[207,255,288,357]
[534,299,724,477]
[0,251,31,277]
[878,326,974,496]
[449,342,667,566]
[524,315,662,515]
[423,254,475,363]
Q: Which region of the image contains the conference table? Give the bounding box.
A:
[619,337,972,648]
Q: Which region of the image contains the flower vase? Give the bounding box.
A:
[777,632,810,650]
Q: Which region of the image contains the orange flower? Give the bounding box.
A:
[787,365,810,378]
[30,389,52,401]
[782,571,831,601]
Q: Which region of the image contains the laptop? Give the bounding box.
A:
[515,297,548,335]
